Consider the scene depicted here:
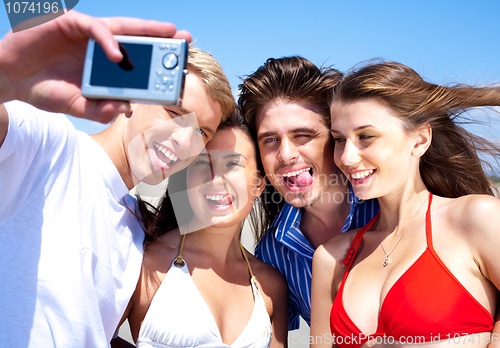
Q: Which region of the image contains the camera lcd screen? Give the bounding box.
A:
[89,42,152,89]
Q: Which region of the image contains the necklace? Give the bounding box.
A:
[376,195,428,267]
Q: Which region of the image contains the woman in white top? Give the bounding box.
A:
[112,110,288,348]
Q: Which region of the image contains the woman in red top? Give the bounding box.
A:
[311,61,500,348]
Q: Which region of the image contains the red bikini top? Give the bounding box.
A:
[330,193,494,348]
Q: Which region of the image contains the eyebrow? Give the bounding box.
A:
[257,127,318,141]
[197,152,246,161]
[330,125,375,133]
[223,152,246,161]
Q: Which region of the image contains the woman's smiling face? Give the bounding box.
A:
[185,127,264,229]
[330,99,419,200]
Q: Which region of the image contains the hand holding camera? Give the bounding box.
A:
[0,10,191,123]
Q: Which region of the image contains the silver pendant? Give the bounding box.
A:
[383,255,389,267]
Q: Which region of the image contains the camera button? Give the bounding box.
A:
[160,85,167,91]
[159,43,169,50]
[162,53,178,69]
[156,70,163,77]
[155,84,161,90]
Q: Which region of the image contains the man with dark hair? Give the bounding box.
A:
[238,56,379,330]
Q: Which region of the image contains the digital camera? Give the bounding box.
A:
[82,35,188,105]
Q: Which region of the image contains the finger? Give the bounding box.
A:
[84,18,123,63]
[101,17,179,38]
[172,30,192,43]
[90,18,183,63]
[73,98,131,123]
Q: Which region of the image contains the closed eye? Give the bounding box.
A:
[166,108,182,118]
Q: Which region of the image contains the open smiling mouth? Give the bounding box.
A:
[153,142,179,167]
[205,194,234,207]
[281,167,313,187]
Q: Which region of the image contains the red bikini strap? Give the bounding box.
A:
[425,192,434,251]
[341,212,380,270]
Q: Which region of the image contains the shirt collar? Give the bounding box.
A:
[271,185,362,259]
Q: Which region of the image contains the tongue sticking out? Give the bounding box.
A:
[288,171,313,187]
[208,195,232,206]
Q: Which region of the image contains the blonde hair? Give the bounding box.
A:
[188,46,236,122]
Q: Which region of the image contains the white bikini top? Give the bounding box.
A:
[136,238,272,348]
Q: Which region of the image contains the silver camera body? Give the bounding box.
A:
[82,35,188,105]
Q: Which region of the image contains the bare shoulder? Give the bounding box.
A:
[447,194,500,235]
[142,228,182,273]
[315,228,360,267]
[247,253,287,299]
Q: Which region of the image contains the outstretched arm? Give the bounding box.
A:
[0,10,191,123]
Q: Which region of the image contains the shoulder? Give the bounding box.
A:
[249,253,287,292]
[317,228,359,262]
[313,228,359,281]
[247,253,287,305]
[445,194,500,234]
[4,100,73,131]
[142,229,181,273]
[435,194,500,257]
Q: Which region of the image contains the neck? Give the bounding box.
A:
[181,220,244,264]
[376,184,429,237]
[300,184,351,249]
[90,116,134,189]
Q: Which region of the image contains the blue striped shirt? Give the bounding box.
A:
[254,189,379,330]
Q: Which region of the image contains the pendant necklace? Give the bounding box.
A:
[376,195,428,267]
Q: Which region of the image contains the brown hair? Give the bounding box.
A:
[238,56,343,237]
[239,56,342,134]
[332,60,500,197]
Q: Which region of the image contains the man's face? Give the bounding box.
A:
[124,72,222,186]
[255,99,339,208]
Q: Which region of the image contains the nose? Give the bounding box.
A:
[209,173,229,191]
[277,138,299,163]
[339,139,361,167]
[171,126,194,150]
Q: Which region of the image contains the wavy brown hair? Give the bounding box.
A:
[332,60,500,197]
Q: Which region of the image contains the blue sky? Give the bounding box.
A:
[1,0,500,137]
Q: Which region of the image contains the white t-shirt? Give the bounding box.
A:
[0,101,145,347]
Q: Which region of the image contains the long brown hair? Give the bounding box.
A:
[332,60,500,197]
